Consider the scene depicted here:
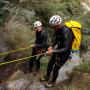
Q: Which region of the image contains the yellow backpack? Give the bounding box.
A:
[64,20,82,51]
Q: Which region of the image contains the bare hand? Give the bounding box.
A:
[48,47,52,51]
[46,50,53,55]
[46,47,53,55]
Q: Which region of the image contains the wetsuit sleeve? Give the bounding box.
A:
[53,29,74,53]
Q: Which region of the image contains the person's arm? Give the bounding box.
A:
[53,29,74,53]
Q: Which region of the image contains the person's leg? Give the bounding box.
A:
[29,47,36,72]
[35,47,45,72]
[51,63,61,83]
[46,53,57,77]
[40,53,57,81]
[36,55,44,71]
[46,51,70,88]
[51,51,70,83]
[33,48,45,75]
[45,63,60,88]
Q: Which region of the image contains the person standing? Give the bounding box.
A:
[40,15,75,88]
[29,21,49,74]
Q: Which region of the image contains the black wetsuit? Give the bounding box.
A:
[29,30,48,72]
[46,26,74,83]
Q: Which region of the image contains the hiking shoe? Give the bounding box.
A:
[40,75,49,82]
[45,81,55,88]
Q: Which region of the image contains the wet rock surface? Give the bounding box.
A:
[0,70,46,90]
[0,57,81,90]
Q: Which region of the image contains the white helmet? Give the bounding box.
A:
[49,15,62,26]
[34,21,42,28]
